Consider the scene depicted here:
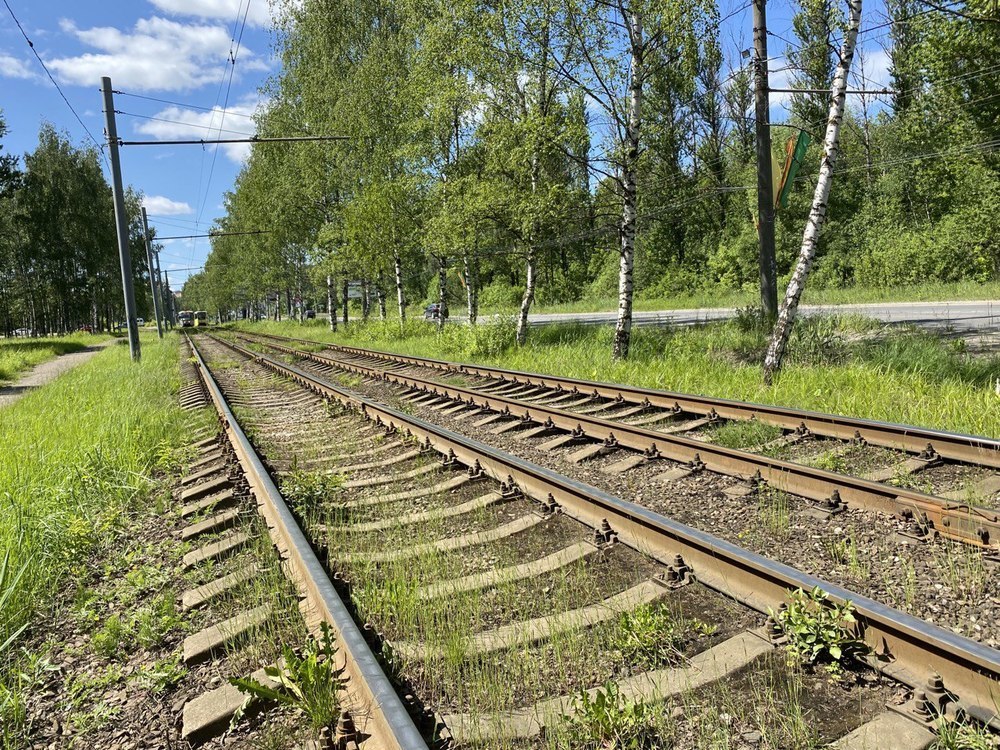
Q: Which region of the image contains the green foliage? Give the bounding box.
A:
[773,587,868,672]
[562,682,659,749]
[611,604,685,669]
[930,717,996,750]
[135,652,187,694]
[231,623,345,731]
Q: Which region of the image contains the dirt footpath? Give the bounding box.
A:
[0,338,118,408]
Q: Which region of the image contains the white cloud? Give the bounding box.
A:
[46,16,267,92]
[149,0,273,27]
[133,95,262,162]
[144,195,194,215]
[0,52,39,81]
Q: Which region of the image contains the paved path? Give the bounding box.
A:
[0,338,117,408]
[522,300,999,332]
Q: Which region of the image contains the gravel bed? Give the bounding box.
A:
[329,367,1000,648]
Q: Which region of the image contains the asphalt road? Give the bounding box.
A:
[521,300,999,332]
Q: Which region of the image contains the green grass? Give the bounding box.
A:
[484,279,1000,315]
[229,312,1000,440]
[0,333,111,385]
[0,334,189,731]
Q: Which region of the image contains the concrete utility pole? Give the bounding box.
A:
[140,207,163,339]
[753,0,778,320]
[101,76,141,361]
[152,249,171,329]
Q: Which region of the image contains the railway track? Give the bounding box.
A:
[232,330,1000,552]
[188,332,1000,748]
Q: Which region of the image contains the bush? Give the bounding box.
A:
[478,279,523,311]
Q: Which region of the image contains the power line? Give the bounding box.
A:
[110,90,257,119]
[118,135,350,146]
[197,0,254,224]
[2,0,109,169]
[115,110,256,137]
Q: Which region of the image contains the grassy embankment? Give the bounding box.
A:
[233,313,1000,439]
[0,333,112,385]
[0,334,191,729]
[483,279,1000,316]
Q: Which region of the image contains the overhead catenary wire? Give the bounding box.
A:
[110,90,258,119]
[115,111,257,138]
[2,0,109,169]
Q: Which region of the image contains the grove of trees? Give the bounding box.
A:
[0,115,158,336]
[182,0,1000,359]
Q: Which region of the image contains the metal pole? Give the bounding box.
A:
[141,208,163,338]
[101,76,141,361]
[753,0,778,320]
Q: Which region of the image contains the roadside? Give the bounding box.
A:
[505,299,1000,335]
[0,335,116,407]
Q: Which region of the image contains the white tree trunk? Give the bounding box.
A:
[464,252,477,325]
[437,256,448,331]
[327,274,337,331]
[763,0,863,383]
[516,249,536,345]
[612,9,643,361]
[394,251,406,322]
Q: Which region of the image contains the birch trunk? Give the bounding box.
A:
[437,256,448,331]
[394,251,406,322]
[762,0,862,383]
[463,251,477,325]
[612,9,643,361]
[376,272,387,320]
[516,249,536,345]
[361,279,371,321]
[327,274,337,331]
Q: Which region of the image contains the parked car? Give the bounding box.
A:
[13,327,33,337]
[78,324,93,333]
[136,317,145,326]
[305,309,316,319]
[423,303,448,321]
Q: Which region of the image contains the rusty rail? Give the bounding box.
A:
[248,330,1000,469]
[187,335,429,750]
[236,333,1000,550]
[207,332,1000,730]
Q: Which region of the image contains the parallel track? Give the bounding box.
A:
[244,330,1000,469]
[235,331,1000,551]
[195,332,1000,740]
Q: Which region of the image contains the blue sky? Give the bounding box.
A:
[1,0,893,288]
[0,0,276,288]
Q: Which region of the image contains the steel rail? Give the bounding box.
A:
[186,335,429,750]
[237,333,1000,550]
[248,330,1000,469]
[208,333,1000,729]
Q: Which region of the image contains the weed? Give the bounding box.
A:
[612,604,684,669]
[561,682,659,749]
[135,652,188,694]
[282,470,345,513]
[231,623,345,731]
[758,488,791,539]
[134,592,185,649]
[822,535,870,580]
[91,615,130,659]
[931,716,996,750]
[706,419,783,449]
[773,587,868,673]
[939,543,988,601]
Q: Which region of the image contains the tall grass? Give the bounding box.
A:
[0,333,110,385]
[0,337,186,690]
[233,314,1000,439]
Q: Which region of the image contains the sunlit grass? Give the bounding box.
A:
[0,335,190,710]
[0,332,111,385]
[230,313,1000,440]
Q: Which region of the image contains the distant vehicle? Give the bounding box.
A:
[13,327,33,337]
[78,324,93,333]
[305,309,316,319]
[178,311,194,327]
[423,303,447,321]
[194,311,208,326]
[136,317,145,326]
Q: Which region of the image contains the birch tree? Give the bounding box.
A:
[762,0,863,383]
[552,0,705,359]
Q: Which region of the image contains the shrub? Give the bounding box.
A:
[773,587,867,672]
